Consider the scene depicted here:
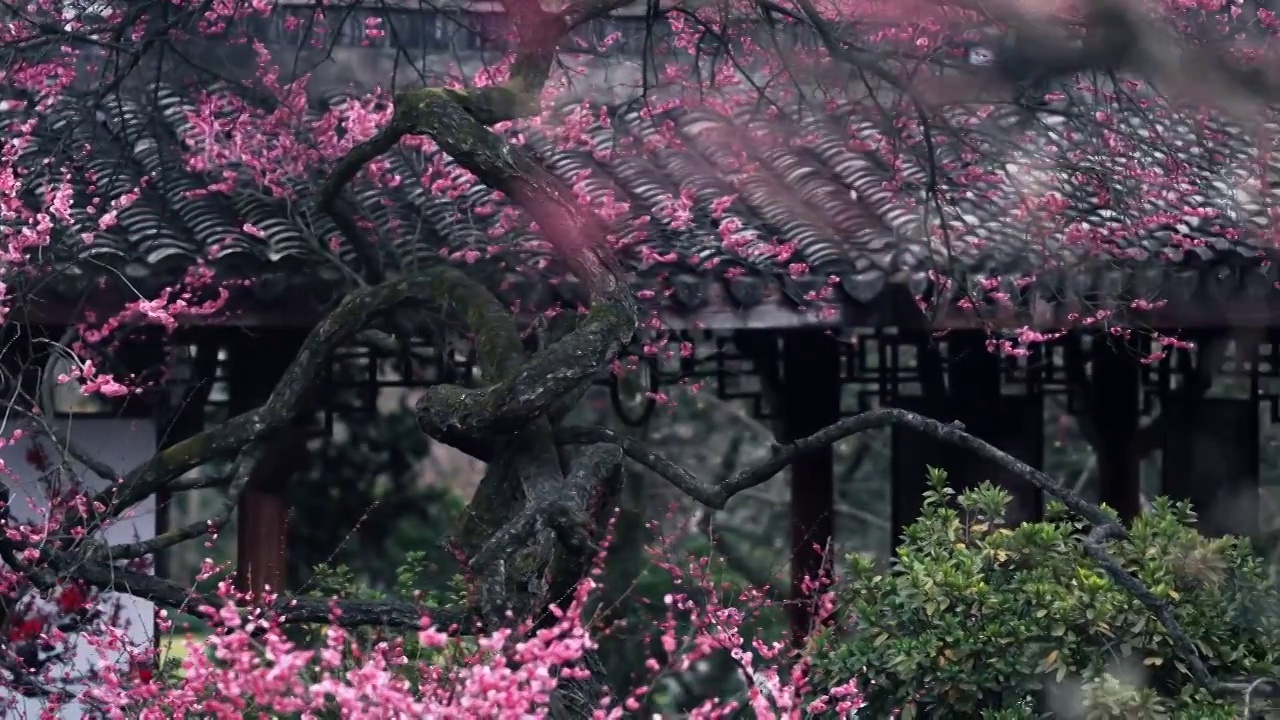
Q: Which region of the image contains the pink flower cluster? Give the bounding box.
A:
[0,546,864,719]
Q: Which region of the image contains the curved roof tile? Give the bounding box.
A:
[6,84,1277,325]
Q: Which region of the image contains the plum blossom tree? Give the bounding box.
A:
[0,0,1278,714]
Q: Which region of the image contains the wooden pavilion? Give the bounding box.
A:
[5,6,1279,643]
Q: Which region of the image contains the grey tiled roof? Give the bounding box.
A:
[10,84,1280,326]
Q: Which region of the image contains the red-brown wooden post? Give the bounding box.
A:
[227,331,310,600]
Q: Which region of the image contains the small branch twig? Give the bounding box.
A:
[91,445,261,560]
[0,533,477,634]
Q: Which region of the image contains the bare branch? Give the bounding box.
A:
[6,406,121,484]
[87,564,476,633]
[315,127,402,284]
[697,510,786,603]
[93,445,261,561]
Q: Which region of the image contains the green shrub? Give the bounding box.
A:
[808,469,1280,718]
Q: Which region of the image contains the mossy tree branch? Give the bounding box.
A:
[79,268,516,530]
[71,0,639,628]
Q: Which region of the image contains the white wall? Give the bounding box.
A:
[0,418,157,719]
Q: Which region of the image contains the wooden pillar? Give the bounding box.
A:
[892,333,1044,545]
[227,331,310,599]
[946,333,1002,493]
[234,432,307,596]
[946,333,1043,524]
[1163,398,1259,538]
[891,394,946,542]
[1091,335,1142,523]
[778,330,841,647]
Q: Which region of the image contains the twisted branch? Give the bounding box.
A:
[82,267,518,527]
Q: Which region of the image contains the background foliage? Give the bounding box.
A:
[809,470,1280,718]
